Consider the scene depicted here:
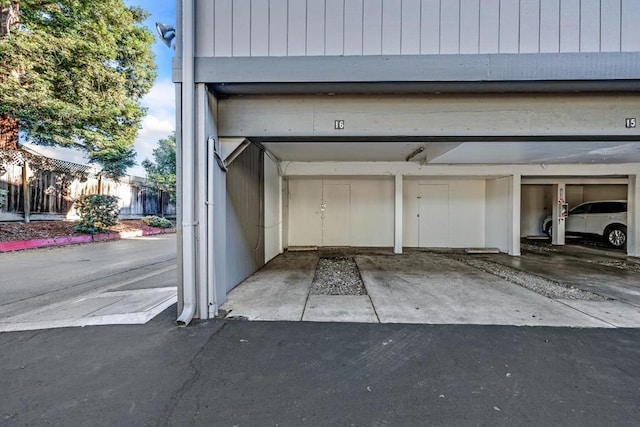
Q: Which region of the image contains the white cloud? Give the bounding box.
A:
[130,78,176,177]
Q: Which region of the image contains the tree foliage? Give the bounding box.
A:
[0,0,157,179]
[142,133,175,201]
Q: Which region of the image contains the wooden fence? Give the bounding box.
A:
[0,162,175,221]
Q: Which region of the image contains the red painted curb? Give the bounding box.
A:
[0,227,176,253]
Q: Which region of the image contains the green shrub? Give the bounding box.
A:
[73,195,120,234]
[142,215,173,229]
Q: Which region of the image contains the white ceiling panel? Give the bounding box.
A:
[263,141,640,164]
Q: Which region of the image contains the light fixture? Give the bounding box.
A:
[406,146,425,162]
[155,23,175,49]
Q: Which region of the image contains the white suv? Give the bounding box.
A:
[543,200,627,248]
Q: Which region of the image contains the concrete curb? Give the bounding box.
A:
[0,228,176,253]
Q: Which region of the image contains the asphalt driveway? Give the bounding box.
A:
[1,308,639,426]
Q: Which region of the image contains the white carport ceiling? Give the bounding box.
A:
[263,141,640,164]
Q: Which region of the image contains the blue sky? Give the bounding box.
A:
[26,1,177,177]
[125,0,177,176]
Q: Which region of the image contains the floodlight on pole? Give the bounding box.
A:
[155,23,175,49]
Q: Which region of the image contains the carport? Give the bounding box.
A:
[174,0,640,323]
[180,87,640,323]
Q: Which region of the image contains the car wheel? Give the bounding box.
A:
[545,223,552,239]
[605,225,627,248]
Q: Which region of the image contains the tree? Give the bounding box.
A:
[0,0,156,179]
[142,133,175,203]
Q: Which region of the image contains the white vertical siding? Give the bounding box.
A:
[621,0,640,52]
[460,0,480,54]
[600,0,621,52]
[420,0,440,54]
[194,0,214,56]
[326,0,345,55]
[381,0,402,55]
[288,0,307,55]
[401,0,421,54]
[232,0,251,56]
[499,0,520,53]
[307,0,326,55]
[479,0,500,53]
[440,0,461,54]
[580,0,601,51]
[250,0,269,56]
[363,0,383,55]
[519,0,541,54]
[269,0,289,56]
[343,0,364,55]
[214,0,232,57]
[560,0,580,52]
[195,0,639,57]
[540,0,560,52]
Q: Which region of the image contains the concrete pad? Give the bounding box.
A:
[302,295,378,323]
[558,300,640,328]
[357,254,613,327]
[0,288,177,332]
[222,252,317,321]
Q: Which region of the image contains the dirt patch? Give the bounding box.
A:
[310,257,367,296]
[0,220,174,243]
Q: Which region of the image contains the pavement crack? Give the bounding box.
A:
[156,321,228,427]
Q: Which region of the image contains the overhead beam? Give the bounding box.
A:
[217,94,640,139]
[173,53,640,85]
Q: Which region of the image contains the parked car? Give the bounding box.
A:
[543,200,627,248]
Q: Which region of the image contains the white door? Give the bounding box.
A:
[322,184,351,246]
[288,179,323,246]
[418,184,449,247]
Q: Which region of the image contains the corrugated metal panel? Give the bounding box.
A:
[194,0,638,57]
[225,143,264,292]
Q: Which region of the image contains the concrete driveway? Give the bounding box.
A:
[221,245,640,327]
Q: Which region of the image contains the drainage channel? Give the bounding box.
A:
[310,257,367,296]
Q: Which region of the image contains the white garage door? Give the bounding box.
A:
[418,184,449,247]
[322,183,351,246]
[288,178,394,247]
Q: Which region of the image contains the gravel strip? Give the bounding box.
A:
[455,257,609,301]
[521,243,558,254]
[586,259,640,274]
[310,257,367,296]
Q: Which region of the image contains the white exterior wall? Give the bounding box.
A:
[288,177,394,247]
[403,178,485,248]
[194,0,640,57]
[485,177,511,253]
[264,153,280,262]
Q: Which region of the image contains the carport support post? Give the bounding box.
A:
[628,175,640,257]
[394,174,403,254]
[509,174,521,256]
[552,183,566,245]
